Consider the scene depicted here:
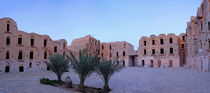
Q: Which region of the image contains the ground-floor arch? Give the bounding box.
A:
[158,60,161,67]
[5,66,10,73]
[142,60,145,67]
[169,60,173,67]
[19,66,24,72]
[150,60,154,67]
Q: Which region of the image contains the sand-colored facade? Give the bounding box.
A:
[100,41,134,66]
[68,35,100,56]
[186,0,210,72]
[138,33,186,68]
[0,18,67,73]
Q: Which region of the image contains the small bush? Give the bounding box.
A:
[40,78,64,87]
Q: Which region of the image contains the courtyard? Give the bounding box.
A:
[0,67,210,93]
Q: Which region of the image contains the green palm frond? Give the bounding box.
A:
[45,54,70,81]
[96,59,123,91]
[68,49,100,88]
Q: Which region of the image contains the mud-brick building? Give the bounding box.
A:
[100,41,134,66]
[186,0,210,72]
[0,18,67,73]
[68,35,100,57]
[138,33,186,68]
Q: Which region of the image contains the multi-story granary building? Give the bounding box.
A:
[138,33,186,68]
[68,35,100,56]
[186,0,210,72]
[100,41,134,66]
[0,18,68,73]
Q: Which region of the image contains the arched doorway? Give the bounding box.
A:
[123,61,125,66]
[208,58,210,72]
[19,66,24,72]
[200,58,203,70]
[150,60,154,67]
[158,60,161,67]
[5,66,10,73]
[117,61,119,66]
[169,60,173,67]
[142,60,145,67]
[47,66,50,71]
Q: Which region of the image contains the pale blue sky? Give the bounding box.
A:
[0,0,201,49]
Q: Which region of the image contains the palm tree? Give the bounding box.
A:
[96,59,123,91]
[45,54,70,82]
[68,49,100,89]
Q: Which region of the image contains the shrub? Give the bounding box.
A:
[40,78,64,87]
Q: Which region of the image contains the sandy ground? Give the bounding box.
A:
[0,67,210,93]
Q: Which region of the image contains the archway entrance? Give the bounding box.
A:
[142,60,145,67]
[47,66,50,71]
[5,66,10,73]
[169,60,173,67]
[208,58,210,72]
[158,60,161,67]
[200,58,203,70]
[19,66,24,72]
[123,61,125,66]
[150,60,154,67]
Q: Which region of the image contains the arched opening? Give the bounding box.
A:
[123,51,125,57]
[152,40,155,45]
[29,63,32,68]
[30,37,34,46]
[6,21,10,31]
[158,60,161,67]
[142,60,145,67]
[117,61,119,65]
[18,35,22,45]
[6,51,10,59]
[47,66,50,71]
[5,66,10,73]
[102,45,104,50]
[200,58,203,70]
[116,52,119,57]
[208,58,210,72]
[169,38,173,43]
[29,51,33,59]
[54,46,57,53]
[160,39,164,45]
[63,43,66,49]
[44,39,47,47]
[124,43,126,48]
[169,60,173,67]
[6,36,10,45]
[101,53,103,58]
[18,51,23,60]
[150,60,154,67]
[123,60,125,66]
[19,66,24,72]
[44,51,47,59]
